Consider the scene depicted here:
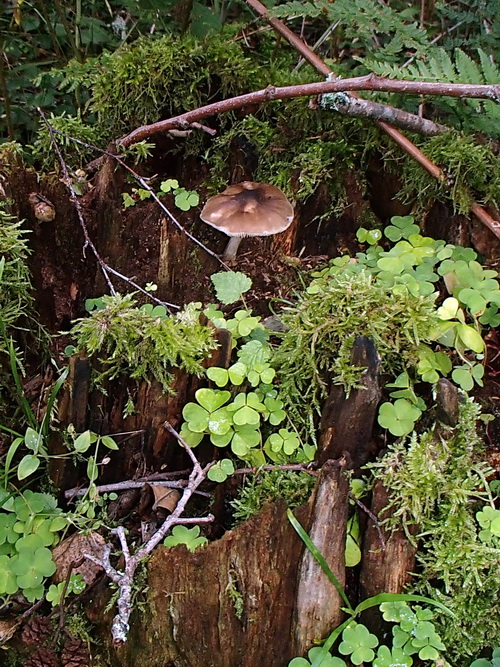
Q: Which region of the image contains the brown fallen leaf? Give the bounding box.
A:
[52,532,106,585]
[148,484,181,512]
[0,618,19,646]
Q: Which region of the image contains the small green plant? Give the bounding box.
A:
[46,573,86,607]
[476,505,500,545]
[274,217,498,439]
[210,271,252,305]
[163,525,208,552]
[231,470,316,525]
[122,178,200,212]
[369,398,500,658]
[0,490,69,602]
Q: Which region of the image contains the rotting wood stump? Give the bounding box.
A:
[1,160,421,666]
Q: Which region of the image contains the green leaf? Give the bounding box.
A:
[160,178,179,192]
[206,367,229,387]
[24,427,41,452]
[102,436,119,450]
[211,271,252,305]
[437,297,460,320]
[233,406,260,426]
[237,340,271,366]
[73,430,93,453]
[195,388,231,412]
[17,455,40,480]
[163,525,208,552]
[207,407,232,435]
[457,323,484,353]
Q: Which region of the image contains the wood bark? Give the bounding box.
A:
[293,458,350,655]
[318,336,381,469]
[359,481,417,627]
[114,501,312,667]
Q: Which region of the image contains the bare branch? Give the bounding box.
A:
[242,0,500,241]
[81,423,214,644]
[119,74,500,148]
[64,478,212,499]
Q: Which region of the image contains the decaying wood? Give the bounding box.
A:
[113,501,311,667]
[49,354,91,490]
[293,459,350,656]
[359,481,417,626]
[318,336,381,468]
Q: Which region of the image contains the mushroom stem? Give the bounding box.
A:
[222,236,243,261]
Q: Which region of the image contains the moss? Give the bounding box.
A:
[369,398,500,662]
[230,469,315,525]
[69,296,217,393]
[384,131,500,215]
[273,270,439,440]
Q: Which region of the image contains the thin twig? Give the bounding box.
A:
[38,108,117,296]
[64,478,212,499]
[45,125,230,270]
[82,422,215,644]
[349,492,386,550]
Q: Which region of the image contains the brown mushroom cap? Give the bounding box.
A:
[200,181,294,238]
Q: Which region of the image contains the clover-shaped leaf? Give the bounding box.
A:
[163,525,208,552]
[339,623,378,665]
[160,178,179,192]
[378,399,422,437]
[231,425,261,457]
[380,601,415,624]
[452,363,484,391]
[179,423,204,447]
[207,459,235,483]
[479,306,500,327]
[174,188,199,211]
[437,297,460,320]
[195,388,231,412]
[0,555,18,595]
[384,216,420,242]
[373,645,413,667]
[211,271,252,305]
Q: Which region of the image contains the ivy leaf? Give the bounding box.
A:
[456,323,484,353]
[211,271,252,305]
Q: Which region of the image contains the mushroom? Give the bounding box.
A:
[200,181,294,261]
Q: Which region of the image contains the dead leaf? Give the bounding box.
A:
[0,618,19,645]
[52,532,106,584]
[148,484,181,512]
